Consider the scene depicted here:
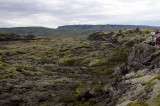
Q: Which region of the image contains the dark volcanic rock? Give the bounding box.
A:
[103,85,110,94]
[119,63,128,75]
[87,31,114,41]
[89,88,103,97]
[128,43,157,70]
[116,33,125,37]
[78,89,92,102]
[113,63,129,84]
[36,58,57,65]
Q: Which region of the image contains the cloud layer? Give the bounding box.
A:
[0,0,160,28]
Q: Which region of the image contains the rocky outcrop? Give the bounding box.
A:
[116,33,125,37]
[85,32,160,106]
[87,31,114,41]
[128,43,157,70]
[117,68,160,106]
[110,43,160,106]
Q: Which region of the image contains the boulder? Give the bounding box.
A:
[111,37,118,43]
[120,63,128,75]
[77,89,92,101]
[113,64,129,82]
[132,37,146,44]
[116,33,125,37]
[103,85,110,94]
[89,88,103,97]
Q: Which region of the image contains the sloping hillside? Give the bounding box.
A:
[76,29,160,106]
[0,27,56,36]
[116,43,160,106]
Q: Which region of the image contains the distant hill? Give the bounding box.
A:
[0,25,159,36]
[0,27,56,36]
[58,24,157,30]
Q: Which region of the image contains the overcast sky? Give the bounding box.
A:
[0,0,160,28]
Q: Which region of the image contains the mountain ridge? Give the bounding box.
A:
[0,24,159,36]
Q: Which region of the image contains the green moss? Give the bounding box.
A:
[90,43,133,79]
[154,92,160,104]
[142,75,160,87]
[75,83,83,93]
[20,40,31,43]
[59,56,88,66]
[109,46,130,65]
[89,59,108,67]
[121,29,151,38]
[73,44,90,49]
[39,101,54,106]
[127,102,149,106]
[154,74,160,80]
[81,57,91,64]
[75,101,90,106]
[152,50,160,59]
[94,83,105,89]
[0,68,17,79]
[0,56,3,62]
[53,49,73,58]
[41,51,55,58]
[142,81,152,87]
[27,55,37,59]
[136,75,143,78]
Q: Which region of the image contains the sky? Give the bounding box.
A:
[0,0,160,28]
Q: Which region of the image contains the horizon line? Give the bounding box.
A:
[0,24,160,29]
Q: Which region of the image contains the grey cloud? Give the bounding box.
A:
[0,1,45,14]
[0,0,160,28]
[0,0,101,18]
